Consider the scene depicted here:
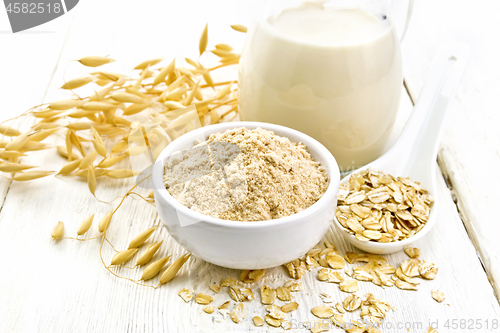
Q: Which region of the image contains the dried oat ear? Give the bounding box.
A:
[6,24,241,194]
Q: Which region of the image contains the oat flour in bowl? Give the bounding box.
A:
[164,127,328,221]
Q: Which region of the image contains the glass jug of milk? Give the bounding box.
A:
[239,0,414,171]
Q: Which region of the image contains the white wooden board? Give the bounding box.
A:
[0,7,75,207]
[0,0,499,332]
[401,0,500,297]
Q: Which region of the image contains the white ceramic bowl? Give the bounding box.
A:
[152,122,340,269]
[332,170,438,255]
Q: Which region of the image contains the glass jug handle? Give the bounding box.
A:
[399,0,414,41]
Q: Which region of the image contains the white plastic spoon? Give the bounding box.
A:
[333,42,470,254]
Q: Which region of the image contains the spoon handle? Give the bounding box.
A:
[386,42,470,177]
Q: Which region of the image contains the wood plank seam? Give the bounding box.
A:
[0,9,78,218]
[403,79,416,105]
[405,76,500,304]
[437,152,500,303]
[40,9,79,102]
[0,179,13,217]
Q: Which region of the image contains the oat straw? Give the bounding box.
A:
[13,170,54,181]
[61,76,94,90]
[230,24,247,33]
[0,162,33,172]
[153,59,175,85]
[48,100,83,110]
[139,256,171,281]
[159,253,190,284]
[128,227,155,249]
[111,249,138,265]
[0,125,21,136]
[76,214,94,236]
[90,127,106,157]
[134,58,163,70]
[87,167,96,195]
[78,56,115,67]
[110,92,144,104]
[4,24,241,195]
[106,169,135,179]
[199,24,208,55]
[58,160,81,175]
[98,210,114,233]
[51,221,64,240]
[97,155,127,168]
[135,241,163,267]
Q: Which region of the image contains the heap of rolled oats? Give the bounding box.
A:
[177,242,441,332]
[311,292,393,332]
[336,170,434,242]
[283,243,439,293]
[177,270,303,330]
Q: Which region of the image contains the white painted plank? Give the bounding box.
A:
[2,150,499,332]
[0,4,76,215]
[0,0,499,332]
[401,0,500,297]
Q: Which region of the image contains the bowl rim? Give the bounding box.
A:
[152,121,340,229]
[331,170,438,249]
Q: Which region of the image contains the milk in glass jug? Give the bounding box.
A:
[239,0,413,171]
